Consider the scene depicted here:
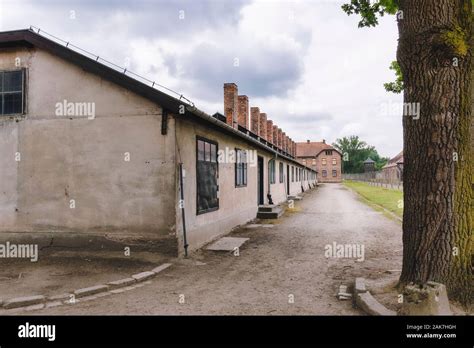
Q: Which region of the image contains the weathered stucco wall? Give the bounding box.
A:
[0,47,177,250]
[175,117,316,253]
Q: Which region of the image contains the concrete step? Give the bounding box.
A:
[257,207,284,219]
[257,205,277,212]
[287,195,302,201]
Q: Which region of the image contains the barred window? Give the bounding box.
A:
[197,137,219,214]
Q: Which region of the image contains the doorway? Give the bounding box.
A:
[257,156,264,205]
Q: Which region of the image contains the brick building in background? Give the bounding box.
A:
[296,140,342,183]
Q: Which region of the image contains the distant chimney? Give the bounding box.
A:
[266,120,273,143]
[307,139,310,143]
[250,107,260,135]
[237,95,249,129]
[286,136,290,153]
[282,132,287,152]
[224,83,238,128]
[259,113,267,140]
[272,125,278,145]
[277,128,283,149]
[322,139,326,144]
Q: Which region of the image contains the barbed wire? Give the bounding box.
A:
[29,25,194,107]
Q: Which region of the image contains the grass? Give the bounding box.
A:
[343,180,403,219]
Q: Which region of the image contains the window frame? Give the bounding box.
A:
[322,170,327,177]
[332,169,337,177]
[279,162,284,183]
[269,159,276,184]
[196,136,219,215]
[0,69,26,116]
[235,148,248,188]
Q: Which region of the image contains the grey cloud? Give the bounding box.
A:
[162,39,308,100]
[4,0,250,38]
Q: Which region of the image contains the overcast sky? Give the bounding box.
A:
[0,0,403,158]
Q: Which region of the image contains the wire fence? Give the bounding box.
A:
[343,172,403,191]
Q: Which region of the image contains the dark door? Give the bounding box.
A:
[286,164,290,196]
[257,156,264,205]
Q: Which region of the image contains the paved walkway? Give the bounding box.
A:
[36,183,403,315]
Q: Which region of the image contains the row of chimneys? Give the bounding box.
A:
[223,83,296,157]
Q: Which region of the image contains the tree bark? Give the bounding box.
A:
[397,1,473,305]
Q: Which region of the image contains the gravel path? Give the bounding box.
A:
[34,183,403,315]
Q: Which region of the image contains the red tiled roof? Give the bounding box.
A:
[383,151,403,169]
[296,142,340,157]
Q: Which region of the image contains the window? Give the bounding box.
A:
[279,162,284,183]
[322,170,327,177]
[332,169,337,177]
[325,150,332,155]
[322,158,327,165]
[197,137,219,214]
[312,158,316,165]
[291,166,294,182]
[269,159,276,184]
[235,149,247,187]
[332,158,337,165]
[1,70,25,115]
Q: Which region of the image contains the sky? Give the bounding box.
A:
[0,0,403,158]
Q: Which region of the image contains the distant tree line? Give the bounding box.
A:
[332,135,389,173]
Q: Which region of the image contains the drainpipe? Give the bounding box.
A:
[178,163,189,257]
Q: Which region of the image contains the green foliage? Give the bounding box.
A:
[341,0,399,28]
[332,135,389,173]
[383,60,404,94]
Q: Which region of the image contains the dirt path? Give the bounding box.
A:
[34,183,403,315]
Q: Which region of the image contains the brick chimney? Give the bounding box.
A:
[307,139,310,143]
[282,132,287,152]
[286,136,290,153]
[250,107,260,135]
[277,128,283,149]
[272,125,278,145]
[322,139,326,144]
[237,95,249,129]
[259,113,267,140]
[224,83,238,128]
[266,120,273,143]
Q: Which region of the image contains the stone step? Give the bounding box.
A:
[287,195,302,201]
[257,207,284,219]
[258,205,277,212]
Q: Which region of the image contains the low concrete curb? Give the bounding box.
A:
[0,262,172,312]
[3,295,46,309]
[353,277,397,316]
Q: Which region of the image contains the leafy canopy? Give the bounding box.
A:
[332,135,389,173]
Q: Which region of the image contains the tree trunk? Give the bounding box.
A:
[397,0,473,306]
